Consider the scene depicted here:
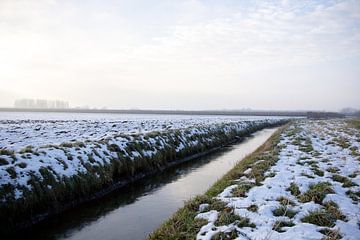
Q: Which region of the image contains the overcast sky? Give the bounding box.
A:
[0,0,359,111]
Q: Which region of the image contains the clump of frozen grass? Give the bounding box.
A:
[59,141,85,148]
[299,182,334,204]
[5,167,17,179]
[286,182,301,196]
[345,190,360,202]
[301,201,346,227]
[231,182,255,197]
[277,196,295,206]
[298,138,314,153]
[0,148,15,156]
[272,220,295,232]
[247,204,258,212]
[302,210,336,227]
[265,171,276,178]
[212,230,238,240]
[319,228,342,240]
[326,167,340,173]
[215,209,255,228]
[209,200,227,212]
[272,206,297,218]
[323,201,346,222]
[301,172,315,179]
[333,137,350,149]
[349,146,359,157]
[0,158,9,166]
[16,162,27,169]
[19,145,34,154]
[310,164,324,176]
[331,174,358,188]
[348,172,358,178]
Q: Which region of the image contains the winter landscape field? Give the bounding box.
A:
[1,113,359,240]
[1,0,359,239]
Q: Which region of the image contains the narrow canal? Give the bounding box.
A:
[19,128,278,240]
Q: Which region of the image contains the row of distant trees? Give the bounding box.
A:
[307,108,360,119]
[14,99,69,109]
[340,108,360,117]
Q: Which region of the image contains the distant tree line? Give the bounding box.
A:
[340,108,360,117]
[307,111,345,119]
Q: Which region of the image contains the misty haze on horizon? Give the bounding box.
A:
[0,0,359,112]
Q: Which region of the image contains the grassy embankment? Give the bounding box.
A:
[0,120,286,234]
[149,123,288,239]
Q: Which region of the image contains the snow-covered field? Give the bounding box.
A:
[195,120,360,240]
[0,113,285,202]
[0,112,285,151]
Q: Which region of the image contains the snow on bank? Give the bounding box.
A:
[0,114,287,151]
[195,120,360,240]
[0,117,283,202]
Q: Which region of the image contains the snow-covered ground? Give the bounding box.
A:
[195,120,360,240]
[0,113,285,202]
[0,113,286,151]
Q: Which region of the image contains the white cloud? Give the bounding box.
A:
[0,0,359,110]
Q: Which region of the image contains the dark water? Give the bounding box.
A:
[18,128,277,240]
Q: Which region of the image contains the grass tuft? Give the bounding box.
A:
[323,201,346,222]
[312,168,325,177]
[272,220,295,232]
[247,204,258,212]
[0,158,9,166]
[319,228,342,240]
[301,172,315,179]
[299,182,334,204]
[287,182,301,196]
[5,167,17,179]
[16,162,27,169]
[0,148,15,156]
[332,174,358,188]
[231,183,254,197]
[277,196,295,206]
[272,206,297,218]
[345,190,360,202]
[301,210,336,227]
[19,146,34,154]
[215,210,255,228]
[302,201,346,227]
[212,230,238,240]
[326,167,339,173]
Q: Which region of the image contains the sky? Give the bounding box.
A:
[0,0,359,111]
